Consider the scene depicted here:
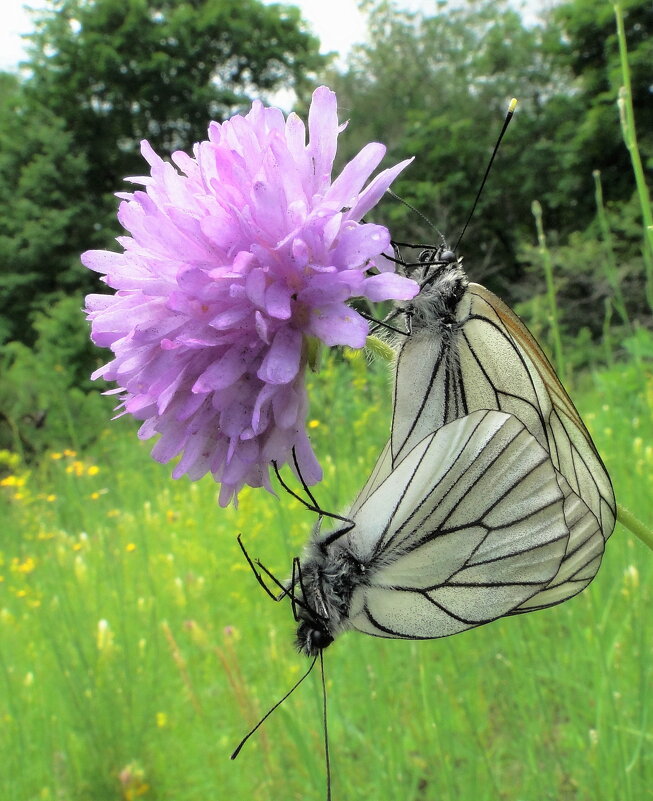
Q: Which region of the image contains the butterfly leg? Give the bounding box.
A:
[273,458,354,527]
[358,308,409,336]
[236,534,289,603]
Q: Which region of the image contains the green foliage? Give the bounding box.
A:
[330,0,652,312]
[0,80,97,344]
[0,296,112,459]
[516,206,652,374]
[330,0,571,287]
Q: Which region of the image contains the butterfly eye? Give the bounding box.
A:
[440,249,456,263]
[311,628,334,650]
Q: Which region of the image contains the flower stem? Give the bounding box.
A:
[617,504,653,551]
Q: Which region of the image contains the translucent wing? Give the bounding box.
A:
[512,474,605,612]
[345,410,569,640]
[348,439,393,519]
[388,274,615,609]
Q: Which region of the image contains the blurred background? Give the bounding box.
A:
[0,1,651,800]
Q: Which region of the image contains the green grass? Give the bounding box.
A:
[1,352,652,801]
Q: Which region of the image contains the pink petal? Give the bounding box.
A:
[347,157,415,221]
[192,346,258,392]
[307,303,369,348]
[361,273,420,301]
[257,327,302,385]
[265,281,293,320]
[307,86,338,193]
[322,142,386,210]
[331,223,390,268]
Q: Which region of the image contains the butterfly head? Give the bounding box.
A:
[296,617,334,657]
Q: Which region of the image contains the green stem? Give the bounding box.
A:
[593,170,631,330]
[617,504,653,551]
[613,2,653,310]
[531,200,566,383]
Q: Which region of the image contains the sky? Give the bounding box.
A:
[1,0,370,72]
[0,0,547,74]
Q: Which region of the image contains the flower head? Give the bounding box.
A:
[83,86,418,505]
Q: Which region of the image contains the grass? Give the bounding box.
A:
[1,350,652,801]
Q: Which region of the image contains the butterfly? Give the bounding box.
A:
[282,245,616,654]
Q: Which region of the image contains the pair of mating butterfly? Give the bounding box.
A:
[289,240,616,653]
[237,100,615,661]
[242,241,616,660]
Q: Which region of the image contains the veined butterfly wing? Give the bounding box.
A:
[295,410,568,652]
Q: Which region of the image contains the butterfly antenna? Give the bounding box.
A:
[230,654,319,760]
[386,189,446,243]
[320,651,332,801]
[454,98,518,251]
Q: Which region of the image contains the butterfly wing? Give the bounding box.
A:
[468,284,616,538]
[512,473,605,612]
[348,439,393,519]
[345,410,569,639]
[391,277,615,590]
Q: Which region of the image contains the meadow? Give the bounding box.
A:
[1,343,651,801]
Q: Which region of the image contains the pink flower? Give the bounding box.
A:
[83,86,418,505]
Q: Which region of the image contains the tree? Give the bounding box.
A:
[549,0,653,206]
[24,0,325,195]
[0,0,326,344]
[0,75,93,343]
[329,0,652,307]
[330,0,568,291]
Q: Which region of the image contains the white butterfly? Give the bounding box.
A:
[290,248,616,655]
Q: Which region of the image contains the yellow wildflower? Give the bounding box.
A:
[126,543,137,553]
[13,557,36,574]
[156,712,168,728]
[0,450,20,469]
[87,465,100,476]
[1,475,25,487]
